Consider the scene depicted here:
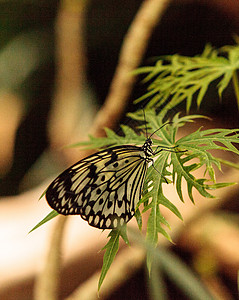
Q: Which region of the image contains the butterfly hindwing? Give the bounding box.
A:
[46,145,149,229]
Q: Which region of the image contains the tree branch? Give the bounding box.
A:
[90,0,172,137]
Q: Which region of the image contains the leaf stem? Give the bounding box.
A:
[232,70,239,110]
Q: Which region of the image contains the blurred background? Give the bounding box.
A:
[1,0,239,299]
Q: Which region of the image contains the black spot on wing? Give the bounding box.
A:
[104,149,118,167]
[88,164,97,178]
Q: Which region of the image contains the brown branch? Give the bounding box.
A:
[48,0,172,162]
[48,0,89,151]
[90,0,172,137]
[34,216,67,300]
[0,93,24,174]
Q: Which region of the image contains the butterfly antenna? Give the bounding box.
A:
[148,121,173,138]
[142,107,148,138]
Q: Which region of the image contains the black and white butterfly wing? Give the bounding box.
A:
[46,145,149,229]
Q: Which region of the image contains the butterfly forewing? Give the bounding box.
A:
[46,145,150,229]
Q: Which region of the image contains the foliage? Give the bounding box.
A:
[32,42,239,292]
[134,43,239,115]
[32,109,239,289]
[98,225,129,291]
[28,210,58,234]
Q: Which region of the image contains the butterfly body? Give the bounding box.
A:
[46,139,154,229]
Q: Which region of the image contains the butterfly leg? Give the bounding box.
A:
[154,145,187,155]
[148,157,170,184]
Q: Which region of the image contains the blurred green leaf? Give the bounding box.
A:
[0,30,52,90]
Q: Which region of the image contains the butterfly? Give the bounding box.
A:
[45,126,169,229]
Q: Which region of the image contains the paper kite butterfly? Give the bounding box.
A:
[46,133,166,229]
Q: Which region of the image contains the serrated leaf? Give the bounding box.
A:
[159,196,183,220]
[216,157,239,169]
[146,203,161,247]
[98,230,120,291]
[204,181,236,189]
[135,43,239,112]
[168,127,239,203]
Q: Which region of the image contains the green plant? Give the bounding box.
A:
[31,43,239,295]
[134,42,239,114]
